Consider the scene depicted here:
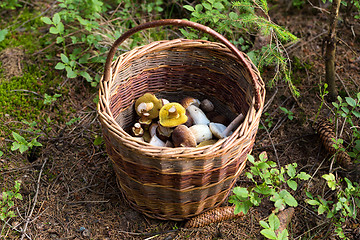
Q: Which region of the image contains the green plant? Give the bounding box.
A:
[183,0,299,96]
[306,173,360,239]
[10,131,42,154]
[315,83,329,122]
[332,94,360,160]
[261,112,274,129]
[279,107,294,120]
[1,180,23,235]
[0,0,21,10]
[229,152,311,214]
[43,93,62,105]
[229,152,310,239]
[259,213,289,240]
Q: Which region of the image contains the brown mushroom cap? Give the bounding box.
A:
[172,125,197,147]
[180,97,200,109]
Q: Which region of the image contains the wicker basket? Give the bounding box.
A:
[98,19,265,221]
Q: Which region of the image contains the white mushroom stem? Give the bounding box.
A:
[149,134,166,147]
[223,113,244,136]
[168,105,179,118]
[187,105,210,125]
[137,102,154,113]
[189,125,212,144]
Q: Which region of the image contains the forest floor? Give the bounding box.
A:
[1,1,360,240]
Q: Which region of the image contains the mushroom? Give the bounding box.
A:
[189,124,212,144]
[184,109,194,127]
[165,140,174,148]
[149,134,166,147]
[159,102,188,127]
[172,125,197,147]
[135,93,162,123]
[187,105,210,125]
[200,99,214,112]
[142,131,151,142]
[149,123,158,137]
[181,97,200,109]
[160,98,170,106]
[156,124,173,141]
[209,122,230,139]
[196,139,217,147]
[132,122,144,137]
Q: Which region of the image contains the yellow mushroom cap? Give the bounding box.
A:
[135,93,162,119]
[159,103,188,127]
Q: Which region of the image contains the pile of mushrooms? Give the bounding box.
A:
[130,93,244,147]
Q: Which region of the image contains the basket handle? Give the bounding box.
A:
[103,19,263,110]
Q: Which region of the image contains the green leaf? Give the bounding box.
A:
[53,13,61,25]
[93,135,103,146]
[287,180,297,191]
[55,62,66,70]
[269,213,280,230]
[353,111,360,118]
[15,193,22,200]
[0,150,3,157]
[12,132,26,144]
[278,229,289,240]
[233,187,249,198]
[247,154,255,163]
[274,199,285,210]
[60,53,69,64]
[213,2,224,9]
[57,22,64,33]
[11,142,20,151]
[279,190,298,207]
[202,2,212,10]
[0,29,9,42]
[56,36,64,44]
[297,172,311,180]
[259,220,270,229]
[49,26,59,34]
[41,16,52,25]
[306,199,320,206]
[345,97,357,107]
[323,173,336,190]
[318,205,327,215]
[183,5,195,11]
[65,67,77,78]
[260,229,277,239]
[195,4,203,12]
[19,144,29,154]
[286,164,296,178]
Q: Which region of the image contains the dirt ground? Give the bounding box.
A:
[1,2,360,240]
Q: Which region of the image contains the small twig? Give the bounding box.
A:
[260,119,280,167]
[20,158,47,240]
[10,89,43,97]
[263,87,278,113]
[335,73,350,97]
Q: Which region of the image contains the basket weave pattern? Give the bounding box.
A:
[98,20,265,220]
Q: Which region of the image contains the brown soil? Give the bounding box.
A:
[0,48,24,79]
[1,2,360,240]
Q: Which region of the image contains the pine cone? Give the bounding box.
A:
[184,206,244,228]
[315,118,352,168]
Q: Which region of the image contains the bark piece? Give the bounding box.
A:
[184,206,244,228]
[275,207,295,235]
